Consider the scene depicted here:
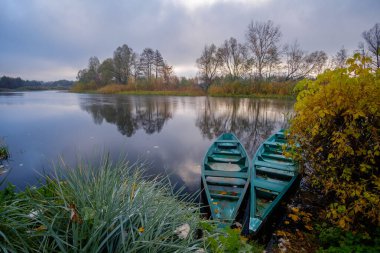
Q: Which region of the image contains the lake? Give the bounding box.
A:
[0,91,294,193]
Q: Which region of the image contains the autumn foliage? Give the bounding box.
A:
[289,53,380,231]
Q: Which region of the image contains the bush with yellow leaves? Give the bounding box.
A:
[289,53,380,231]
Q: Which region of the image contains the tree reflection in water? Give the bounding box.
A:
[80,95,175,136]
[196,97,294,155]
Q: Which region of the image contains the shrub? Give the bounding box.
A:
[289,53,380,231]
[317,225,380,253]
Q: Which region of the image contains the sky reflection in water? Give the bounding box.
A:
[0,91,293,193]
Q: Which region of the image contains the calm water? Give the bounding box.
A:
[0,91,293,193]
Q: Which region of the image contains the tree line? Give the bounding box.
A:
[77,45,176,86]
[196,21,380,89]
[0,76,73,90]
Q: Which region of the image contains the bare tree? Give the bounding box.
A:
[303,51,328,76]
[283,41,328,79]
[196,44,222,89]
[162,62,173,85]
[246,20,282,79]
[218,37,251,79]
[332,47,348,69]
[283,40,304,80]
[140,48,155,80]
[362,23,380,69]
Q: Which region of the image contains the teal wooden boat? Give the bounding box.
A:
[249,129,299,234]
[201,133,250,225]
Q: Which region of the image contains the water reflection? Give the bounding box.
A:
[80,95,175,136]
[196,97,293,155]
[1,91,293,194]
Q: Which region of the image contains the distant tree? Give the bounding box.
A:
[153,50,165,80]
[196,43,222,89]
[283,41,328,79]
[283,40,305,80]
[218,37,251,79]
[362,23,380,69]
[162,63,173,85]
[77,56,100,83]
[113,44,136,84]
[140,48,155,80]
[331,46,348,69]
[246,20,282,79]
[98,58,114,85]
[305,51,328,75]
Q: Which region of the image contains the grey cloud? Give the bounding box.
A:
[0,0,379,81]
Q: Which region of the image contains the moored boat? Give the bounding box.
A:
[201,133,250,226]
[249,129,299,234]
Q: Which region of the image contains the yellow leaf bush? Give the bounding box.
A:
[289,53,380,231]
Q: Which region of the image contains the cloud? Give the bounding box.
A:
[0,0,379,81]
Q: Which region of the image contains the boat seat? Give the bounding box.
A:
[210,193,239,200]
[261,152,292,162]
[264,141,288,148]
[214,149,241,155]
[254,160,294,172]
[209,154,244,163]
[256,166,295,177]
[207,162,242,172]
[204,170,248,178]
[253,178,286,192]
[208,184,244,194]
[206,176,247,186]
[217,142,238,148]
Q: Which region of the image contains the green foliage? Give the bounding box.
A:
[317,225,380,253]
[0,158,206,252]
[0,146,9,160]
[0,140,9,160]
[0,183,16,203]
[289,53,380,231]
[200,223,263,253]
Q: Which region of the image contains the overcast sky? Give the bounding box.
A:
[0,0,379,81]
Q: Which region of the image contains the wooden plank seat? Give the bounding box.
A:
[264,141,289,148]
[207,162,243,172]
[255,166,295,177]
[261,152,292,162]
[254,160,295,172]
[204,170,248,178]
[206,176,247,186]
[253,178,286,192]
[210,193,239,200]
[209,154,244,163]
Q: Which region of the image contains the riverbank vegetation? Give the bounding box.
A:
[72,22,379,99]
[0,157,263,252]
[280,53,380,252]
[0,147,9,161]
[0,76,73,91]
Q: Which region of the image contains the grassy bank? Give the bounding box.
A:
[0,157,263,252]
[70,81,296,99]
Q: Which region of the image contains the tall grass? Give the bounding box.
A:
[208,80,296,98]
[1,158,204,252]
[97,83,205,96]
